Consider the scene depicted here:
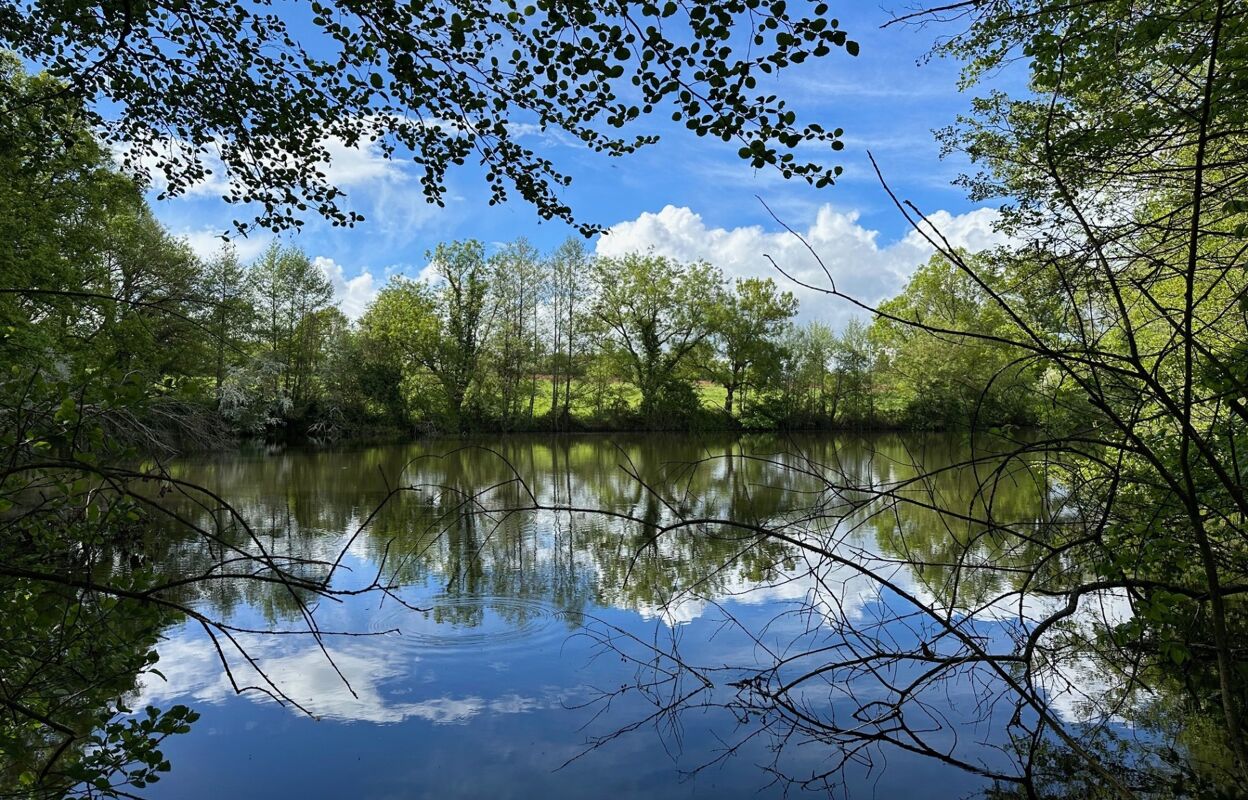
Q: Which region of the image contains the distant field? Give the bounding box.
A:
[519,378,730,420]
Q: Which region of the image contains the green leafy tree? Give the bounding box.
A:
[829,318,876,425]
[0,54,126,362]
[353,310,414,428]
[547,238,596,427]
[871,253,1038,428]
[431,240,494,428]
[781,320,836,423]
[199,245,255,405]
[0,53,203,390]
[488,238,546,426]
[886,0,1248,786]
[95,205,204,378]
[708,277,797,416]
[590,253,723,422]
[361,241,493,430]
[360,277,443,422]
[246,242,334,424]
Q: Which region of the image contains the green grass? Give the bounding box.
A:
[697,383,728,409]
[520,378,728,421]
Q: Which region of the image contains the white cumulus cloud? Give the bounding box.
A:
[315,256,381,321]
[136,632,545,725]
[115,129,407,202]
[179,228,272,262]
[318,134,406,188]
[594,204,1007,329]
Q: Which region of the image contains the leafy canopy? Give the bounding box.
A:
[1,0,857,234]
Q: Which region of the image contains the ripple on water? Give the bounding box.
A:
[367,594,570,656]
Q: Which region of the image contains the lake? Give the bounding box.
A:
[127,432,1107,799]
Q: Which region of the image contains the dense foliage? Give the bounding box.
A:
[77,225,1052,435]
[1,53,381,797]
[879,0,1248,794]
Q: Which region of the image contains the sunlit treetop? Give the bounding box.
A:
[0,0,857,235]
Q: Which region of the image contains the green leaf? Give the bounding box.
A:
[54,396,75,423]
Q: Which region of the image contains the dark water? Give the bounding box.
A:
[132,433,1089,799]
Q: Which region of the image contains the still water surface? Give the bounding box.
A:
[137,433,1057,799]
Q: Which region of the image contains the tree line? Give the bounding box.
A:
[4,46,1044,441]
[352,239,1046,433]
[114,228,1051,437]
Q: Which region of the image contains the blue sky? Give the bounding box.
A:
[146,4,1022,328]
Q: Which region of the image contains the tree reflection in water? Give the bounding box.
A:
[125,433,1240,799]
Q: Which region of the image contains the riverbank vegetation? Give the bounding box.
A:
[0,62,1044,440]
